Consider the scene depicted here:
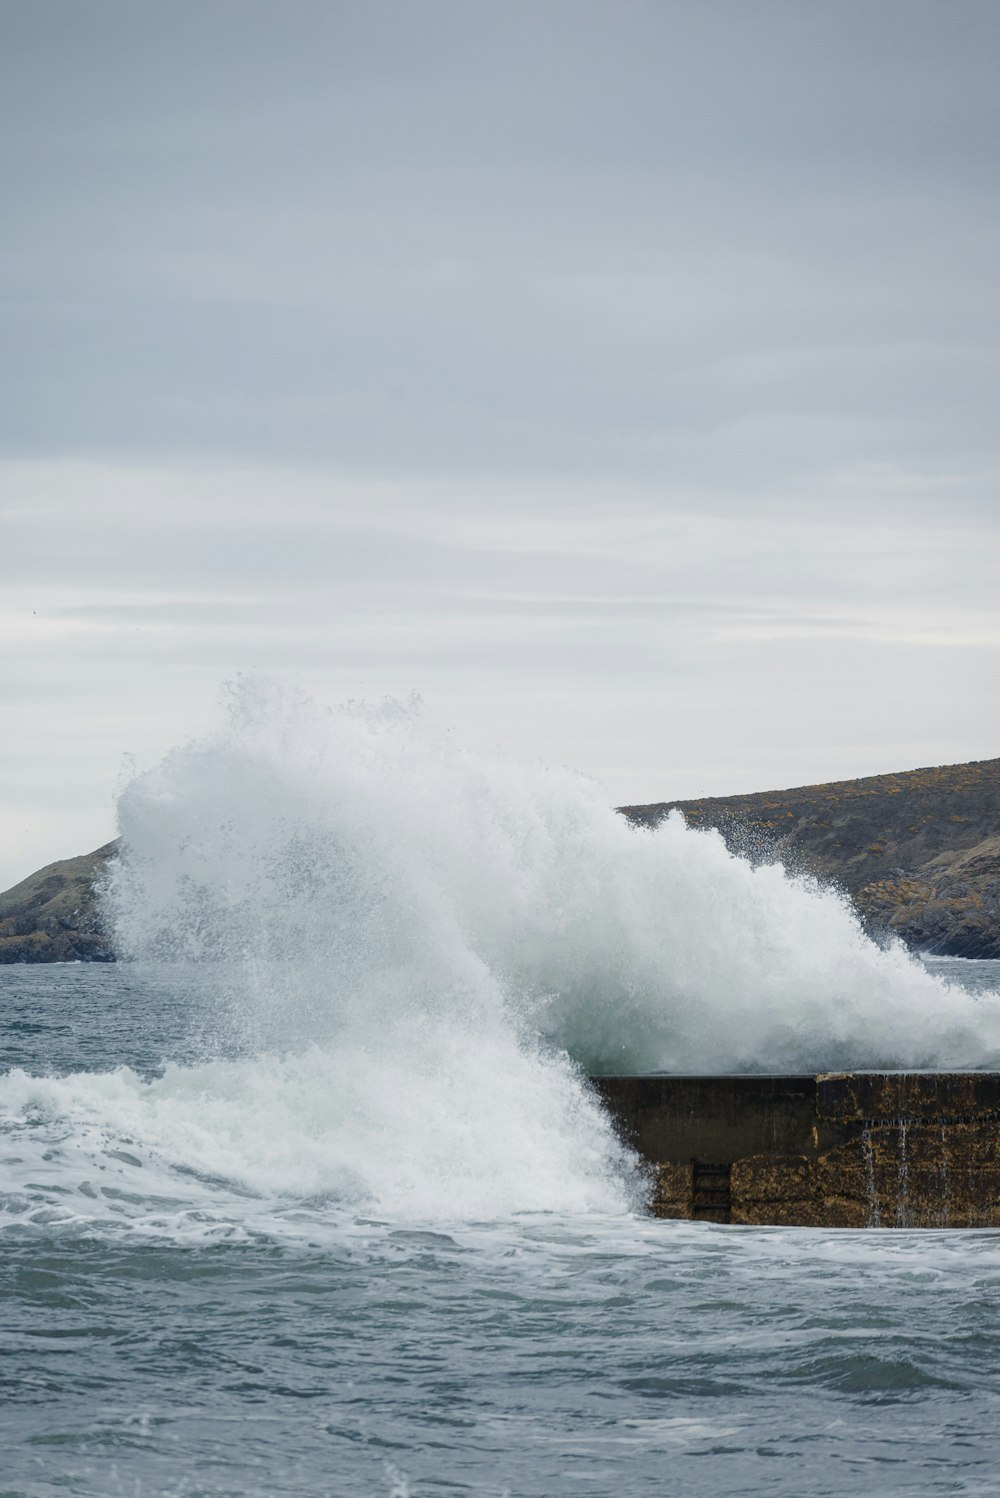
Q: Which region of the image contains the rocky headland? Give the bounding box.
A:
[0,842,118,963]
[2,756,1000,961]
[621,757,1000,959]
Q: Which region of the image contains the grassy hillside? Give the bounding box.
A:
[0,842,118,963]
[621,758,1000,958]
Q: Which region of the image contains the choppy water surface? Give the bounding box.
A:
[5,687,1000,1495]
[3,968,1000,1498]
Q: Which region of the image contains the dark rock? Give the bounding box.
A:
[0,842,118,963]
[620,758,1000,958]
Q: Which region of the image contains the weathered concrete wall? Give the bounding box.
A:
[591,1073,1000,1227]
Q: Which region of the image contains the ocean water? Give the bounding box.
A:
[4,683,1000,1496]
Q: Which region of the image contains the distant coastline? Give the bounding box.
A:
[0,842,117,964]
[3,757,999,963]
[621,757,1000,961]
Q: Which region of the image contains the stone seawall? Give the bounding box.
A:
[592,1073,1000,1227]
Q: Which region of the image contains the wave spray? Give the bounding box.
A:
[6,679,1000,1227]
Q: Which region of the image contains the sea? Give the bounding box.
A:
[4,683,1000,1497]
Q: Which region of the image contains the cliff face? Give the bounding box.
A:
[0,842,119,963]
[621,758,1000,959]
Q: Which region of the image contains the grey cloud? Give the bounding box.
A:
[2,1,999,500]
[3,2,1000,885]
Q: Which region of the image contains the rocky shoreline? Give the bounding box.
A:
[621,757,1000,960]
[3,757,1000,962]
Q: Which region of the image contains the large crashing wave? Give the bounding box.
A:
[4,679,1000,1227]
[110,679,1000,1075]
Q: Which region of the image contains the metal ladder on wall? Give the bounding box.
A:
[691,1160,732,1223]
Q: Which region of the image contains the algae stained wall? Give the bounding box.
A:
[593,1073,1000,1227]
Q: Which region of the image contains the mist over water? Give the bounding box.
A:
[5,678,1000,1229]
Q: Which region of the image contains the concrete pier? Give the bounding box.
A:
[591,1073,1000,1227]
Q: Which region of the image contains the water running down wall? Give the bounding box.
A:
[595,1072,1000,1227]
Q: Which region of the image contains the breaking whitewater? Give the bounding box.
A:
[4,680,1000,1497]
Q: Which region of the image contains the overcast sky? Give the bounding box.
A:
[3,0,1000,887]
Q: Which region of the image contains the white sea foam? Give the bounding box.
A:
[110,678,1000,1073]
[0,1033,628,1227]
[3,678,999,1228]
